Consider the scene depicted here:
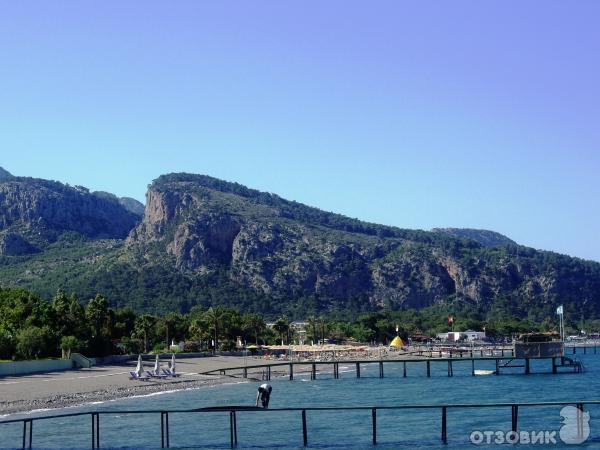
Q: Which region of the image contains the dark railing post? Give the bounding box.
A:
[161,412,165,449]
[427,361,431,377]
[356,362,361,378]
[403,361,407,377]
[302,409,308,447]
[471,359,475,376]
[22,419,33,450]
[372,408,377,445]
[233,411,237,446]
[92,413,96,450]
[577,403,584,440]
[229,411,235,448]
[441,406,447,444]
[91,413,100,449]
[379,361,384,378]
[290,363,294,380]
[166,412,170,448]
[511,405,518,433]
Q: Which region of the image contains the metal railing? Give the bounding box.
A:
[1,400,599,449]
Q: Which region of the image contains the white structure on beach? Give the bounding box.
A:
[437,330,486,342]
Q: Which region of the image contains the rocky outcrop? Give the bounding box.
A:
[0,177,140,242]
[432,228,517,247]
[0,232,37,256]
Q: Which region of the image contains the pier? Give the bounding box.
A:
[204,354,583,381]
[1,400,598,448]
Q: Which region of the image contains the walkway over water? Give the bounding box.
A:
[1,400,598,449]
[201,354,583,381]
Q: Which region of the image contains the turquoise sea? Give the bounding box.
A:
[1,355,599,449]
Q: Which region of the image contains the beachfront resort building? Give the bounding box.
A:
[437,330,487,342]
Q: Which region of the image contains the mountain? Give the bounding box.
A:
[118,197,145,216]
[93,191,145,216]
[0,174,141,254]
[432,228,517,247]
[0,167,14,182]
[1,171,599,320]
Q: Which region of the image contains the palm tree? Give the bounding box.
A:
[307,315,319,344]
[204,307,225,352]
[163,312,182,350]
[243,314,266,345]
[134,314,156,353]
[273,316,291,345]
[318,316,327,344]
[188,317,204,349]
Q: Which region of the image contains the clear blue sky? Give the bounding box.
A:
[1,2,599,261]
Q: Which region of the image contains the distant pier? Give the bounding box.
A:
[203,352,584,381]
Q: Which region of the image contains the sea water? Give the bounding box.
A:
[1,355,599,449]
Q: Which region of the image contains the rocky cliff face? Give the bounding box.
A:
[1,171,598,317]
[124,173,600,315]
[0,176,141,247]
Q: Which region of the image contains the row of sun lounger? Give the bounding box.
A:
[129,354,182,381]
[129,368,181,381]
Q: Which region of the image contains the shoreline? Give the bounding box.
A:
[0,374,248,417]
[0,352,484,417]
[0,355,280,417]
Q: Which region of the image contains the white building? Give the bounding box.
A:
[437,330,486,342]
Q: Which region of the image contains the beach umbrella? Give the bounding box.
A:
[154,354,161,374]
[135,354,143,377]
[171,353,176,373]
[390,336,404,348]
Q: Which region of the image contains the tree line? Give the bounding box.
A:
[1,287,593,361]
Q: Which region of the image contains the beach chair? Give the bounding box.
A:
[145,370,168,379]
[129,371,150,381]
[162,368,181,378]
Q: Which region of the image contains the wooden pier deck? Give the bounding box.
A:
[201,353,583,381]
